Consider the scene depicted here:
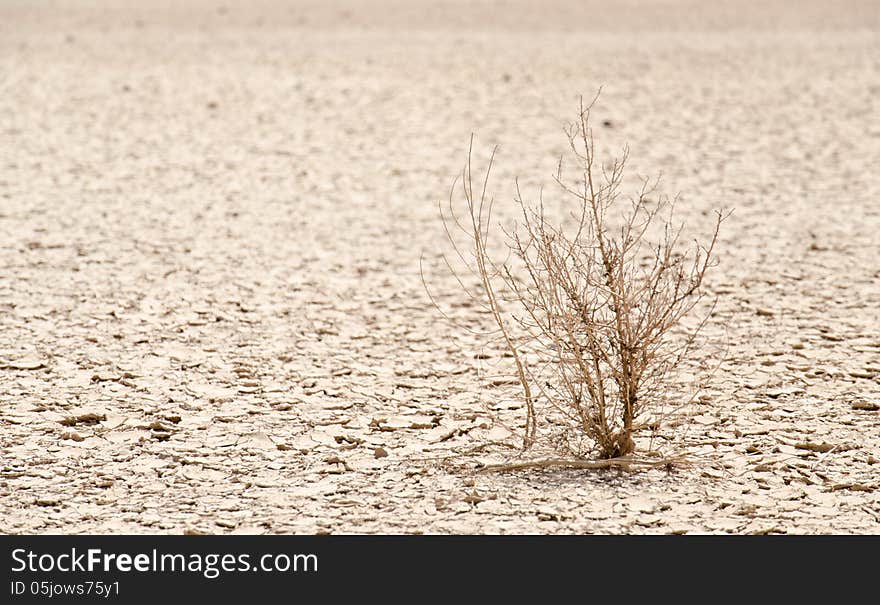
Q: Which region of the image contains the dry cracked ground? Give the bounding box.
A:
[1,0,879,534]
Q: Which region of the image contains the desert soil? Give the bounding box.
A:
[1,0,879,534]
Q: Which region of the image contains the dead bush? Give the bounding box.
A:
[425,95,726,460]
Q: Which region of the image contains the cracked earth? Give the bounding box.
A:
[1,1,879,534]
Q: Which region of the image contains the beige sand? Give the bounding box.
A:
[1,0,878,534]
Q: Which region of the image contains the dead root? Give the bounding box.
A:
[475,454,689,474]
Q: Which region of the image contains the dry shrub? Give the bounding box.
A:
[425,95,726,460]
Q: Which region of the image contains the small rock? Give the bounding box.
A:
[849,371,876,380]
[374,447,388,459]
[91,371,119,383]
[830,483,874,493]
[795,442,837,454]
[5,356,46,370]
[536,507,562,521]
[60,413,106,427]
